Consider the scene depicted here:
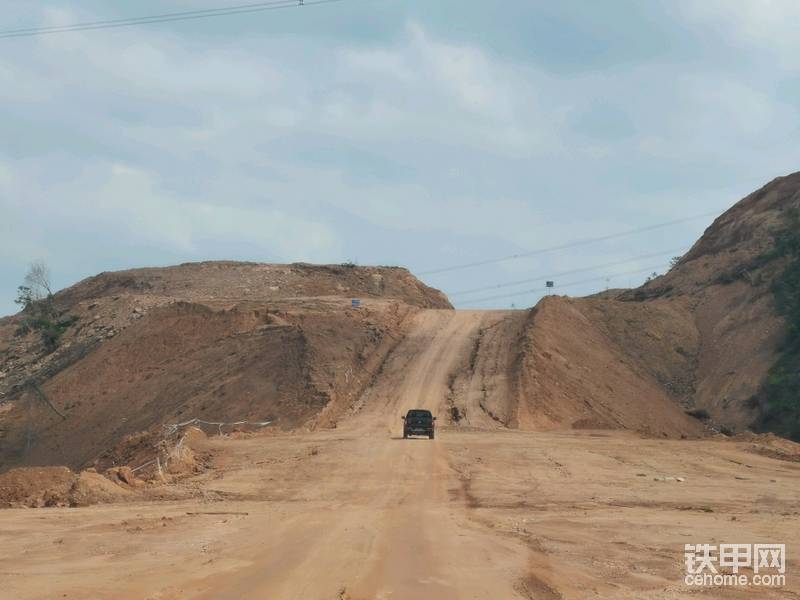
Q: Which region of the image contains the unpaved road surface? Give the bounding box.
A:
[1,311,799,599]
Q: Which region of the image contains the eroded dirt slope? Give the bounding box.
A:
[523,171,800,434]
[4,299,419,470]
[514,298,703,436]
[2,171,798,476]
[53,261,451,310]
[0,306,797,599]
[628,172,799,429]
[0,262,450,402]
[347,308,701,438]
[0,262,446,471]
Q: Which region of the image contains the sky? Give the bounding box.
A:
[1,0,799,314]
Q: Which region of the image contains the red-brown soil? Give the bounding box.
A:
[0,173,798,483]
[0,264,447,471]
[1,172,800,598]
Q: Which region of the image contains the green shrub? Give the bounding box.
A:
[14,264,76,353]
[759,208,800,441]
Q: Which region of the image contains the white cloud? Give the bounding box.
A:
[679,0,800,67]
[407,23,515,120]
[334,22,556,157]
[0,4,798,314]
[0,160,340,266]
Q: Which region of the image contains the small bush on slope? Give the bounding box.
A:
[760,208,800,441]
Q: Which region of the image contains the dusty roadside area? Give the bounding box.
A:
[1,309,799,599]
[1,426,797,599]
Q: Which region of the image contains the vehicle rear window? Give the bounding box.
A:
[407,410,432,419]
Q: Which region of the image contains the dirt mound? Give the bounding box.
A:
[0,466,75,507]
[0,259,445,471]
[54,261,451,311]
[735,432,800,463]
[70,470,132,506]
[426,171,799,439]
[0,466,129,508]
[526,171,800,435]
[1,291,419,471]
[2,173,798,472]
[513,298,703,437]
[0,262,449,404]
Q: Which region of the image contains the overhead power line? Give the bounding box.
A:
[419,210,720,276]
[0,1,293,35]
[449,247,687,298]
[460,263,671,305]
[0,0,345,39]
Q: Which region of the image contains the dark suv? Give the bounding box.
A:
[402,409,436,439]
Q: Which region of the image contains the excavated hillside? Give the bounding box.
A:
[2,177,799,600]
[0,263,450,470]
[517,171,800,435]
[0,173,797,474]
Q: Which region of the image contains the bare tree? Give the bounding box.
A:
[24,260,53,300]
[15,260,54,310]
[14,261,74,353]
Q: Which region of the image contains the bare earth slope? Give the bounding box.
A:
[1,174,800,597]
[1,308,797,599]
[514,298,703,437]
[523,171,800,434]
[53,261,451,310]
[627,171,800,430]
[0,263,449,471]
[2,172,798,474]
[1,255,707,474]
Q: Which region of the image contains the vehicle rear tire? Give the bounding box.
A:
[403,431,408,439]
[429,431,435,440]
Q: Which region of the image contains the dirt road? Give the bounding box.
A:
[345,310,505,429]
[1,310,798,599]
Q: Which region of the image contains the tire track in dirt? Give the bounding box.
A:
[192,310,535,599]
